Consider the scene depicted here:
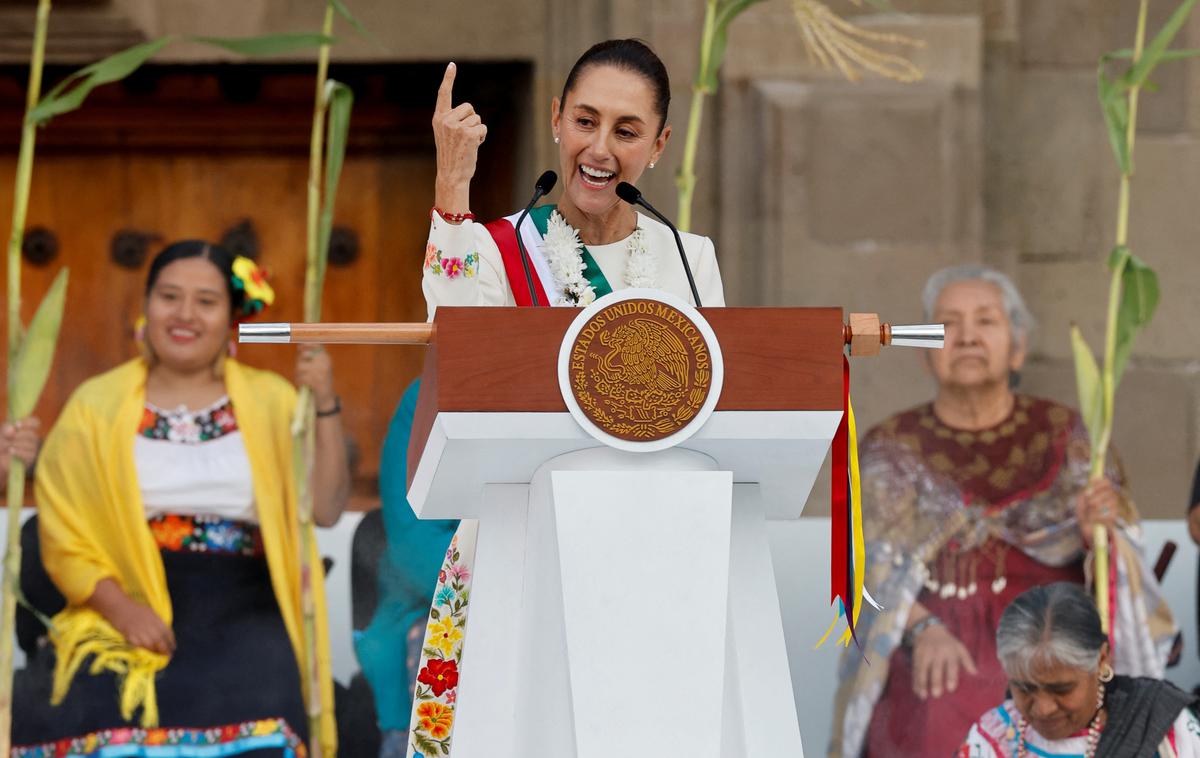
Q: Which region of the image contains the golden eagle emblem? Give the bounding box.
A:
[597,318,690,392]
[567,298,713,442]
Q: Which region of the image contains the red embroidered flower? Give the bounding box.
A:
[438,569,447,584]
[213,407,237,432]
[442,257,465,279]
[418,658,460,696]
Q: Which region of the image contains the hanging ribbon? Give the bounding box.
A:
[817,357,867,649]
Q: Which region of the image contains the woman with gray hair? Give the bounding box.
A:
[960,583,1198,757]
[829,265,1176,758]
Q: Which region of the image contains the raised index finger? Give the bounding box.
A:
[436,62,457,115]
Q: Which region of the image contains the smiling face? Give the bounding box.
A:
[144,256,233,373]
[927,279,1025,392]
[551,64,670,218]
[1009,649,1107,741]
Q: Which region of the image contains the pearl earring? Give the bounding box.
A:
[649,161,656,168]
[554,136,560,144]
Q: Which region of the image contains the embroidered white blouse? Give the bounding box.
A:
[134,397,258,523]
[420,209,726,317]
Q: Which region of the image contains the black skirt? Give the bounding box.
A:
[14,538,309,757]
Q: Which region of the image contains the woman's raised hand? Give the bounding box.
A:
[433,62,487,217]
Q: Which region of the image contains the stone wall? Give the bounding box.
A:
[1,0,1196,516]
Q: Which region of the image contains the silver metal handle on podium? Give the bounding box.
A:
[888,323,945,349]
[240,323,291,343]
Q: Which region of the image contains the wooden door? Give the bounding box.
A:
[0,63,528,505]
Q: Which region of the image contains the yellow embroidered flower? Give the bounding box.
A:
[427,616,464,656]
[416,701,454,739]
[231,255,275,313]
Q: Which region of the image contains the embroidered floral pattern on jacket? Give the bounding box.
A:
[408,530,473,758]
[424,242,478,280]
[12,717,305,757]
[138,397,238,444]
[148,513,265,557]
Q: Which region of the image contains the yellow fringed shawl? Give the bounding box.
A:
[36,358,337,756]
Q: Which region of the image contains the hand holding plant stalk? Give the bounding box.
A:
[1071,0,1199,633]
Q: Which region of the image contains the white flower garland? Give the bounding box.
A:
[542,210,657,306]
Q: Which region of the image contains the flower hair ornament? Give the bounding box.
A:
[231,255,275,320]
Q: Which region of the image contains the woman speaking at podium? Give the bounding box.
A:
[420,38,725,312]
[397,39,726,757]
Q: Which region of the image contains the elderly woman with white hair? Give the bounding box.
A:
[960,583,1197,757]
[829,265,1176,758]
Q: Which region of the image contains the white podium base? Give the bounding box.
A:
[441,446,802,757]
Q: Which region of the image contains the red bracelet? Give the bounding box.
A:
[432,206,475,224]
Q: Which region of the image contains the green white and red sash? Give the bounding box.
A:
[483,204,613,306]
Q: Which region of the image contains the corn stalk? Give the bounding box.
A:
[293,2,355,754]
[676,0,922,230]
[1072,0,1200,632]
[1,2,68,754]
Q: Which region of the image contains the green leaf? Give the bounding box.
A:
[1097,59,1131,173]
[1113,252,1159,386]
[1107,243,1132,271]
[1070,325,1102,447]
[412,733,442,756]
[316,80,354,287]
[1124,0,1200,90]
[330,0,373,41]
[430,607,440,620]
[9,268,69,418]
[29,38,174,124]
[191,33,336,57]
[698,0,766,92]
[1109,47,1200,62]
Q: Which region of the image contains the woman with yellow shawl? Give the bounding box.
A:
[13,240,348,757]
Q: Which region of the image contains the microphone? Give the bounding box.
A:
[514,170,557,307]
[615,181,702,307]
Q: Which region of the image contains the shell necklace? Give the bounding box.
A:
[541,209,657,306]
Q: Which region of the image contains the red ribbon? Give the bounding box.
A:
[831,357,851,610]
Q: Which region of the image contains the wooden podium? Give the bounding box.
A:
[406,306,840,758]
[241,303,940,758]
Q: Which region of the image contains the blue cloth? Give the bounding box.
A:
[354,380,458,731]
